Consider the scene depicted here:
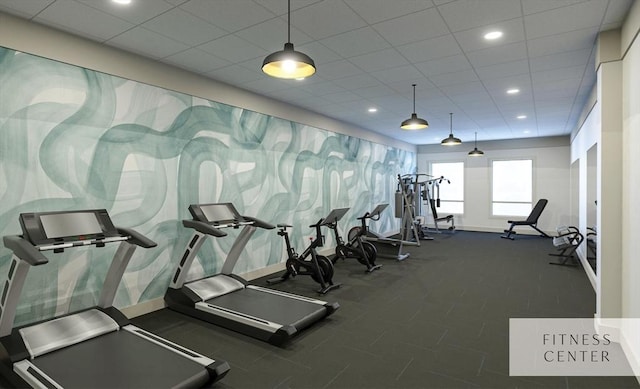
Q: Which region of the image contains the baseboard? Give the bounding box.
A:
[241,262,286,281]
[121,297,166,318]
[120,263,288,317]
[595,316,640,383]
[620,330,640,383]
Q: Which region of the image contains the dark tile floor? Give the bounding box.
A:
[131,231,639,388]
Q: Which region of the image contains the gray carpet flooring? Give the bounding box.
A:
[131,231,639,389]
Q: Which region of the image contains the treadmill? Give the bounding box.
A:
[0,209,229,388]
[164,203,339,346]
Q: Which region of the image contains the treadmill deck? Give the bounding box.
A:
[205,287,328,330]
[29,329,210,388]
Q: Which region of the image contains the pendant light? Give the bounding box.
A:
[441,112,461,146]
[468,132,484,156]
[262,0,316,79]
[400,84,428,130]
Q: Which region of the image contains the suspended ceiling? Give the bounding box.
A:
[0,0,632,145]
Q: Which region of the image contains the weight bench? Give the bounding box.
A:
[549,226,584,266]
[501,199,550,240]
[428,199,455,233]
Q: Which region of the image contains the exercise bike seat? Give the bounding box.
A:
[277,223,292,228]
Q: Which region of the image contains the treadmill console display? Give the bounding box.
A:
[189,203,245,225]
[19,209,119,246]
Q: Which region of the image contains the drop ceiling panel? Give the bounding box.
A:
[371,8,449,46]
[603,0,634,25]
[330,74,381,91]
[295,41,343,65]
[34,0,134,42]
[197,34,268,63]
[205,65,264,86]
[254,0,323,15]
[348,48,410,73]
[475,59,530,80]
[179,0,275,33]
[141,8,227,46]
[235,18,313,52]
[439,81,486,97]
[437,0,523,32]
[107,27,189,59]
[353,84,398,99]
[521,0,587,16]
[290,1,367,40]
[453,18,525,52]
[297,80,346,96]
[370,65,427,83]
[413,54,472,78]
[315,60,363,80]
[343,0,434,24]
[524,0,609,40]
[429,69,479,87]
[396,34,462,64]
[467,41,529,68]
[319,27,390,58]
[529,48,592,72]
[76,0,175,24]
[531,66,586,84]
[163,48,231,74]
[527,27,599,57]
[0,0,632,145]
[0,0,54,18]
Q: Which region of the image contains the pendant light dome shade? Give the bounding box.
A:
[262,0,316,79]
[441,113,461,146]
[262,42,316,79]
[401,113,429,130]
[401,84,428,130]
[468,132,484,156]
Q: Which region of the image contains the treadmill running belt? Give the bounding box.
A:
[31,330,209,389]
[206,288,327,330]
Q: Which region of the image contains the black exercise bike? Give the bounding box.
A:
[321,208,381,273]
[268,218,340,294]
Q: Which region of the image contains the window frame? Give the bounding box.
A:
[428,160,465,215]
[490,157,536,218]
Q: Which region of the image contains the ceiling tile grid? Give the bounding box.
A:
[0,0,633,145]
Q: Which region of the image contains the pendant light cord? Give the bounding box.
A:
[412,84,416,113]
[449,112,453,135]
[287,0,291,44]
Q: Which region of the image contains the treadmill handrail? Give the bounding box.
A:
[2,236,48,266]
[182,220,228,237]
[117,227,157,248]
[242,216,275,230]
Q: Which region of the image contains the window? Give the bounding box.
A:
[429,162,464,214]
[492,159,533,217]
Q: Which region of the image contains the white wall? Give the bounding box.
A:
[621,0,640,374]
[570,102,599,287]
[570,0,640,377]
[417,137,571,235]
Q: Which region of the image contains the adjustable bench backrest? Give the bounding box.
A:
[526,199,548,224]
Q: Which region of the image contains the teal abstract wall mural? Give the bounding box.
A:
[0,46,415,326]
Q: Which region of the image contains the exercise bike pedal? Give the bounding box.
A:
[365,264,383,273]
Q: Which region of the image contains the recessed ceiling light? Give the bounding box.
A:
[112,0,131,4]
[523,130,530,134]
[506,88,520,94]
[368,107,378,113]
[484,31,503,40]
[517,115,527,119]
